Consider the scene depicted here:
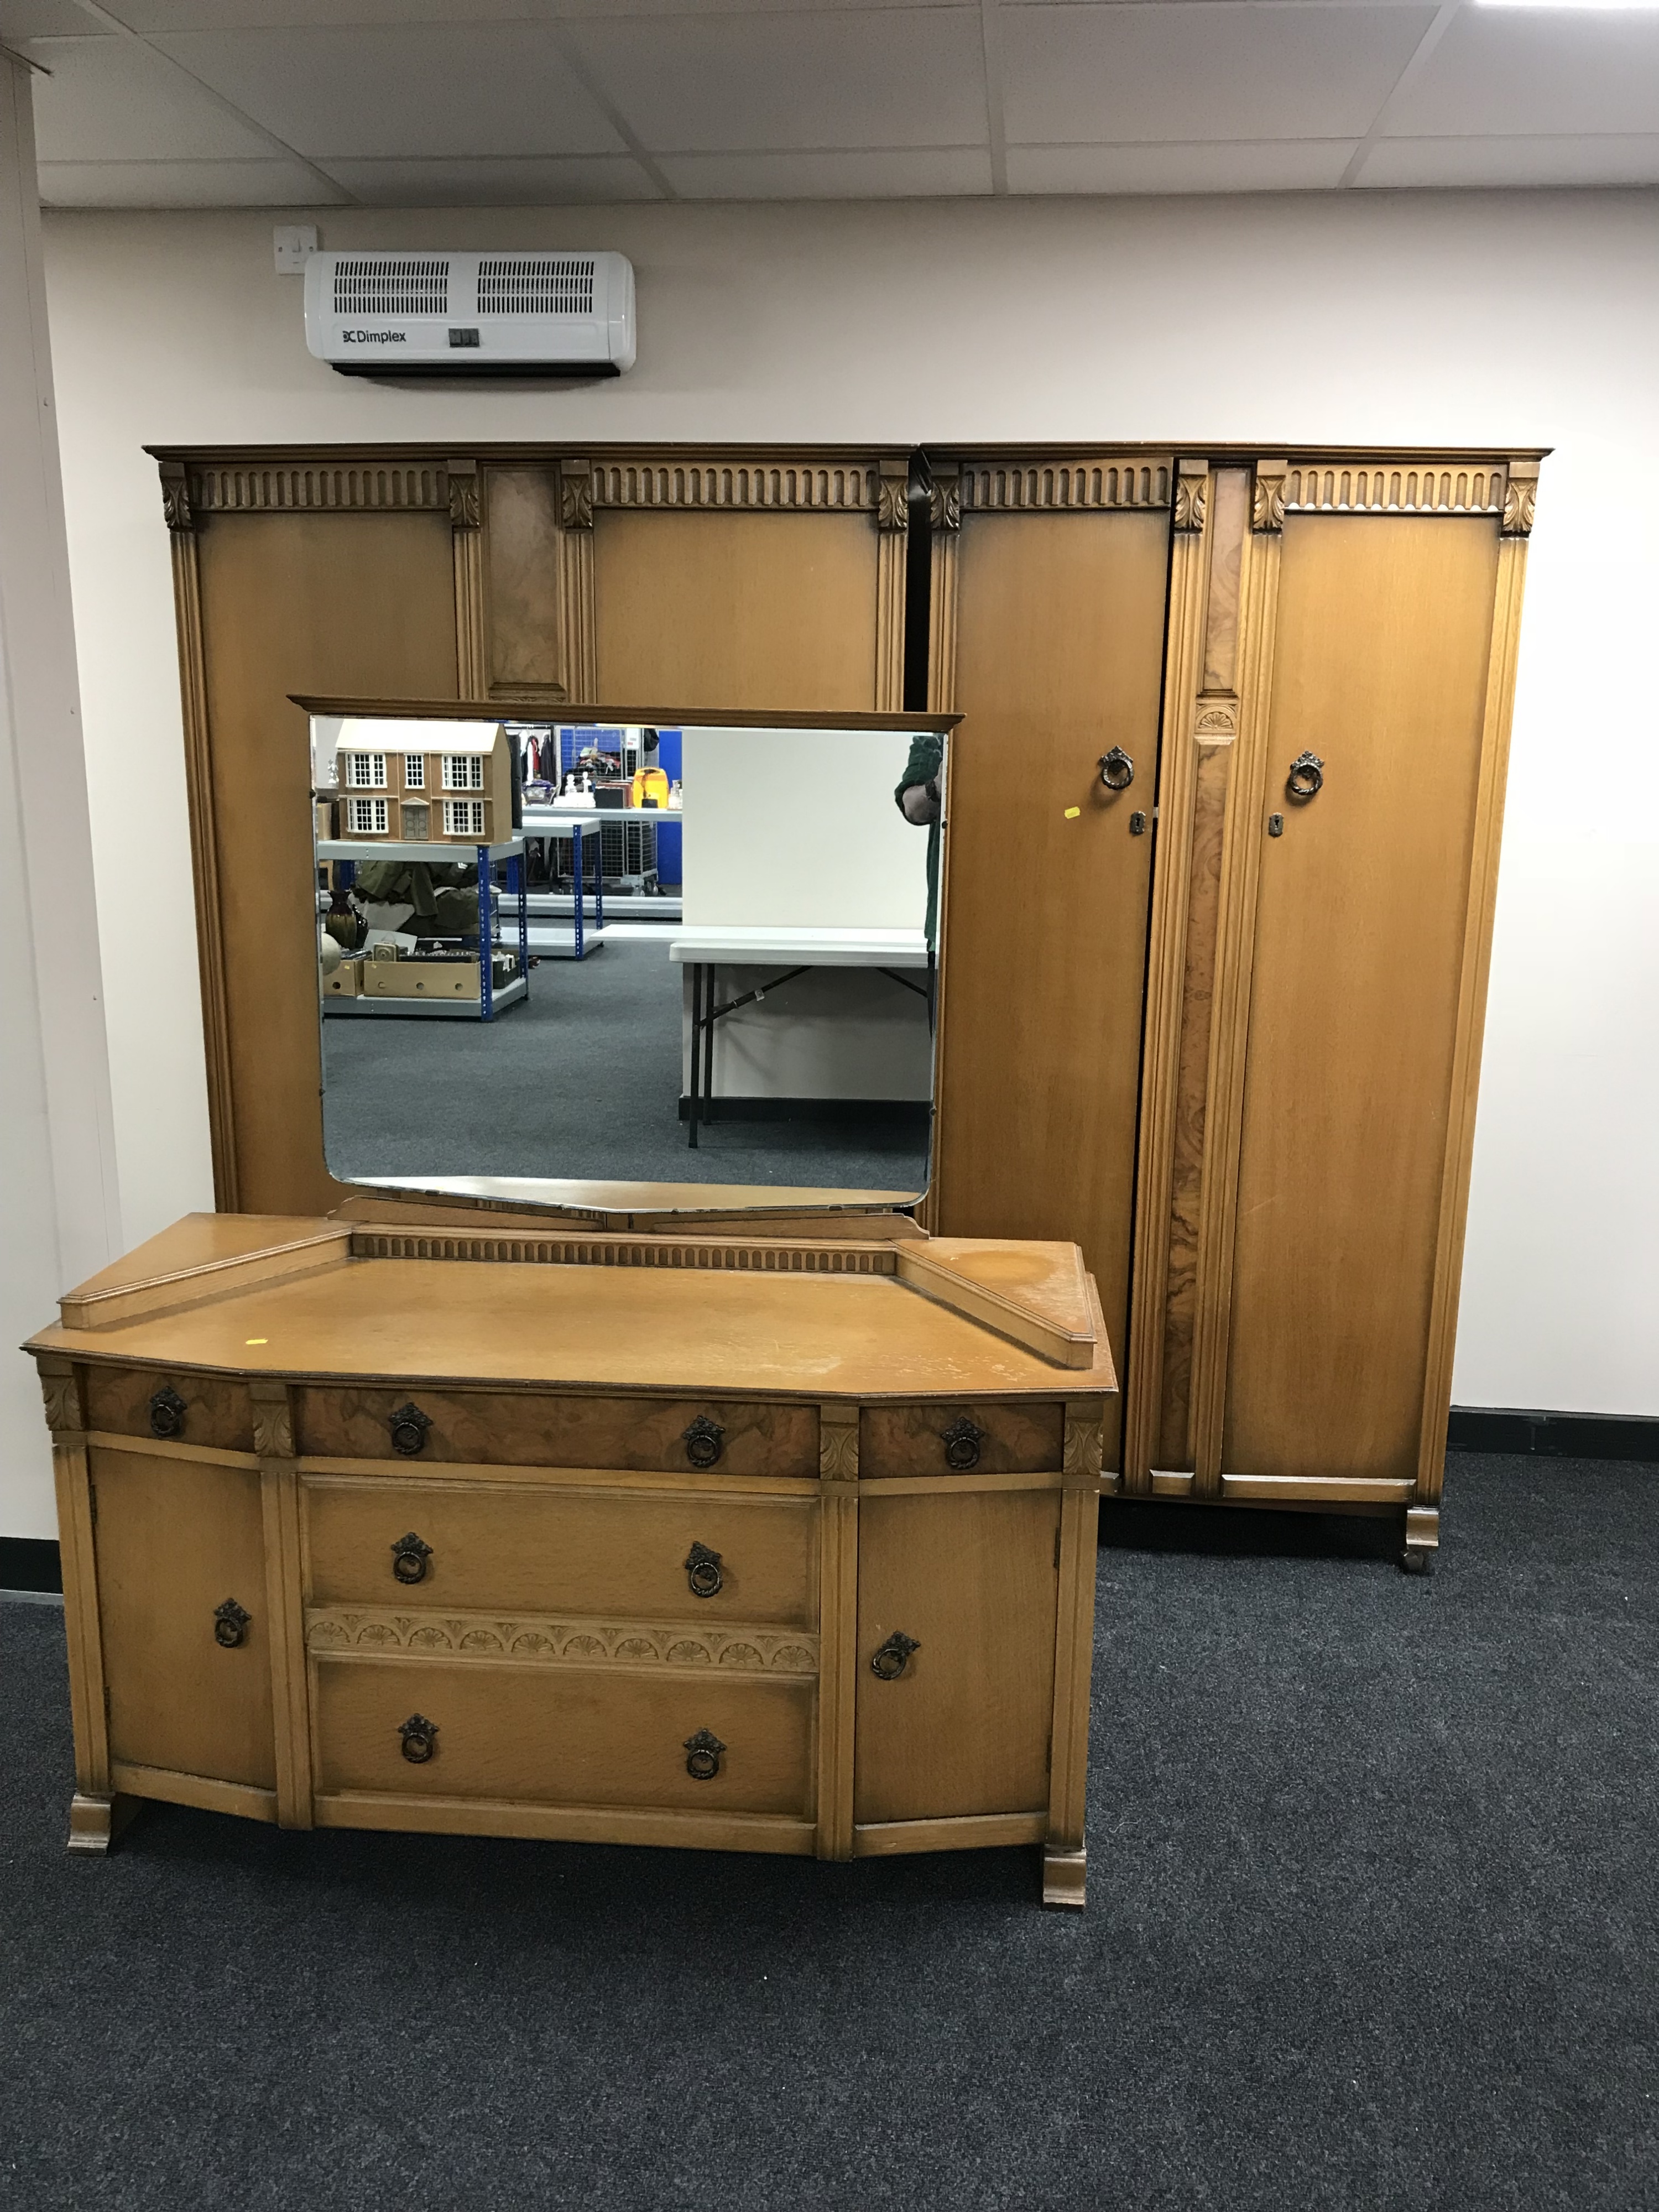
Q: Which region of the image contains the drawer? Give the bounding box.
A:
[304,1480,817,1626]
[859,1401,1064,1478]
[294,1386,817,1477]
[83,1365,254,1454]
[313,1658,814,1817]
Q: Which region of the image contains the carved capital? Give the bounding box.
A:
[877,466,910,533]
[560,460,595,531]
[1062,1410,1104,1482]
[1502,467,1538,539]
[37,1360,82,1434]
[446,458,481,531]
[819,1407,860,1481]
[1252,461,1287,535]
[159,461,195,535]
[1173,462,1208,534]
[930,470,961,533]
[251,1391,295,1460]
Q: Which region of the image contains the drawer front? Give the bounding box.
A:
[305,1481,817,1626]
[295,1387,817,1476]
[84,1366,254,1454]
[314,1658,813,1817]
[859,1401,1064,1478]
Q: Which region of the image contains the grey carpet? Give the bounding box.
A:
[2,1453,1655,2211]
[322,939,931,1193]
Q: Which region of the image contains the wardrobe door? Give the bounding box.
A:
[1220,514,1501,1483]
[927,458,1175,1465]
[1121,456,1537,1526]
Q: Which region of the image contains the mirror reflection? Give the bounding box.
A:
[313,714,946,1200]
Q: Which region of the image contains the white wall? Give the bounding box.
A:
[0,62,119,1542]
[36,189,1659,1436]
[682,727,925,931]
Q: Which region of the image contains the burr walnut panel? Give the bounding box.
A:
[858,1401,1065,1478]
[84,1366,254,1455]
[294,1387,819,1477]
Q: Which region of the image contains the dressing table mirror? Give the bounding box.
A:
[29,697,1112,1907]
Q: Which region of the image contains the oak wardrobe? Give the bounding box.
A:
[154,442,1540,1561]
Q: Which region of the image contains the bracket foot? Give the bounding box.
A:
[66,1792,140,1855]
[1042,1844,1087,1910]
[1401,1505,1439,1576]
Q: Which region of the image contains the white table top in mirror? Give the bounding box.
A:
[669,926,929,968]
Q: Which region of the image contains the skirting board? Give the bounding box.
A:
[1446,1406,1659,1460]
[0,1537,64,1596]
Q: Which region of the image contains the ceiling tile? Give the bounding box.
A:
[105,0,966,19]
[1001,3,1435,147]
[1358,133,1659,189]
[105,1,536,23]
[1,0,111,36]
[150,24,627,158]
[660,145,993,196]
[1384,12,1659,139]
[27,35,287,160]
[1009,138,1359,194]
[564,9,987,153]
[36,155,346,205]
[317,154,660,204]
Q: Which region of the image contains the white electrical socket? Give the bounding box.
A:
[273,225,319,275]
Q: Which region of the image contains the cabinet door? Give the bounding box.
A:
[92,1447,276,1789]
[1222,515,1501,1483]
[929,463,1172,1468]
[853,1490,1060,1825]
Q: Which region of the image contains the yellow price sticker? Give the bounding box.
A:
[245,1337,268,1345]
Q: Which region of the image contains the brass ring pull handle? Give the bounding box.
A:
[685,1541,724,1598]
[213,1598,251,1648]
[871,1630,921,1681]
[1286,750,1324,801]
[399,1714,438,1765]
[1098,747,1134,791]
[392,1531,432,1585]
[682,1415,726,1470]
[941,1415,985,1472]
[684,1727,726,1781]
[149,1385,186,1441]
[388,1402,431,1457]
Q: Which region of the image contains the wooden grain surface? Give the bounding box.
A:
[593,509,881,709]
[931,504,1169,1469]
[295,1385,820,1474]
[312,1657,815,1816]
[194,510,458,1214]
[84,1366,255,1454]
[1222,515,1500,1483]
[60,1214,348,1306]
[33,1257,1117,1400]
[852,1489,1060,1824]
[858,1400,1064,1478]
[304,1478,818,1624]
[90,1445,276,1790]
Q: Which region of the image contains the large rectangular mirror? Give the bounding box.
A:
[309,706,952,1211]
